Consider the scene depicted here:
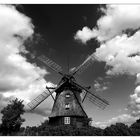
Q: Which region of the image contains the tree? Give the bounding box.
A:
[103,123,131,136]
[1,98,25,135]
[130,119,140,136]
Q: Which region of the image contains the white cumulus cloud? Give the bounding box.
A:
[75,5,140,42]
[128,79,140,117]
[93,114,138,129]
[75,5,140,76]
[74,27,97,44]
[0,5,55,117]
[94,31,140,75]
[94,80,108,92]
[75,4,140,119]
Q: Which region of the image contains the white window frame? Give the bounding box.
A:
[66,94,70,98]
[64,117,70,124]
[65,104,70,109]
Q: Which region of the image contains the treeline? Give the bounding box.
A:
[0,98,140,136]
[1,120,140,136]
[13,120,140,136]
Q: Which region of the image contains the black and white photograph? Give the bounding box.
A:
[0,2,140,136]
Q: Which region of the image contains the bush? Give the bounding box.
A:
[0,98,25,135]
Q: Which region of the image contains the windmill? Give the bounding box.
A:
[27,54,109,127]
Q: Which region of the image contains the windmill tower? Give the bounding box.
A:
[27,55,109,127]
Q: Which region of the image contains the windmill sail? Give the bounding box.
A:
[72,81,109,109]
[71,55,96,76]
[38,55,64,76]
[86,93,107,109]
[46,86,55,101]
[27,52,109,127]
[27,82,64,110]
[27,89,54,110]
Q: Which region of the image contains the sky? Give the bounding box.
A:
[0,4,140,128]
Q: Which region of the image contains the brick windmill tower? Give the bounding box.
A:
[27,55,109,127]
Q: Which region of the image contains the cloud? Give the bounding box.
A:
[74,27,97,44]
[127,77,140,117]
[93,114,138,129]
[94,31,140,75]
[75,5,140,76]
[90,5,140,117]
[75,5,140,42]
[75,4,140,121]
[0,5,55,117]
[94,80,108,92]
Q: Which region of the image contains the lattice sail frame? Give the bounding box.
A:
[72,81,109,110]
[71,54,97,76]
[27,90,51,110]
[27,82,65,110]
[38,55,63,75]
[27,54,109,110]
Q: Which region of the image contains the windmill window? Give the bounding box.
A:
[65,104,70,110]
[66,93,70,98]
[64,117,70,124]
